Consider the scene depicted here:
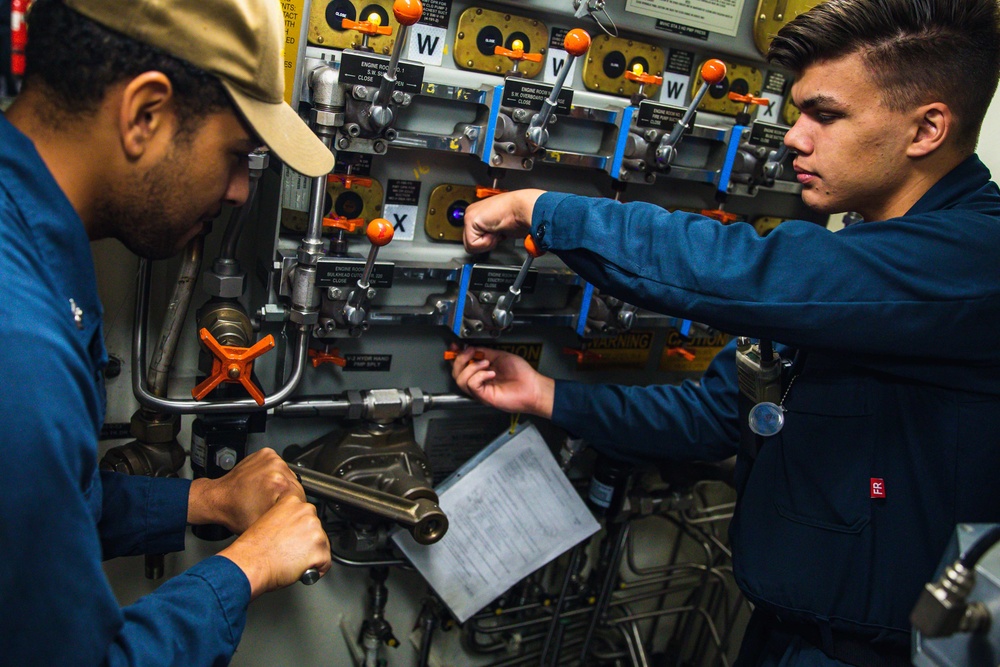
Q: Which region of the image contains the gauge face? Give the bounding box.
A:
[453,7,547,77]
[325,0,354,31]
[581,34,664,99]
[426,185,480,242]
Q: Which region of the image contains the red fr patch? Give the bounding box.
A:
[870,478,886,499]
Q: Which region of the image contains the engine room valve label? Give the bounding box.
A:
[468,265,538,294]
[342,354,393,372]
[658,328,732,373]
[501,78,573,113]
[316,259,394,287]
[636,101,689,131]
[579,331,655,369]
[338,51,424,93]
[748,122,788,149]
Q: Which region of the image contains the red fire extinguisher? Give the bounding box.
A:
[11,0,30,77]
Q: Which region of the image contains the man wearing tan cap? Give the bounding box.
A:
[0,0,334,664]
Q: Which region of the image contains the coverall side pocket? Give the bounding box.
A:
[769,379,873,534]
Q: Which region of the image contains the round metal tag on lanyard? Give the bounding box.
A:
[748,401,785,437]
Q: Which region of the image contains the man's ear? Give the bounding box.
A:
[117,71,175,160]
[906,102,952,158]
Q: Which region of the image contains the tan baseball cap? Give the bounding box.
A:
[63,0,334,178]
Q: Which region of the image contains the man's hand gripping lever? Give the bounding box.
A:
[294,463,449,583]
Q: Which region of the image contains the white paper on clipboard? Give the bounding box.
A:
[392,422,600,623]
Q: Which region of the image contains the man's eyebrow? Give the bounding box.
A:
[796,94,843,110]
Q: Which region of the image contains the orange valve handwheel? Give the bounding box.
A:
[367,218,395,246]
[700,59,728,86]
[393,0,423,26]
[563,28,592,57]
[192,329,275,406]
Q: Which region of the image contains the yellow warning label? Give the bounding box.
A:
[659,328,732,373]
[577,331,654,370]
[281,0,306,105]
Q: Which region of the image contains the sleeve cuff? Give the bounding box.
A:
[143,476,192,554]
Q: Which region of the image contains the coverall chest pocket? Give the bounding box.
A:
[769,379,873,533]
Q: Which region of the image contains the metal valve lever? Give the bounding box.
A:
[762,144,791,186]
[525,29,591,151]
[492,235,544,330]
[655,59,727,166]
[292,464,449,545]
[369,0,424,129]
[342,219,394,326]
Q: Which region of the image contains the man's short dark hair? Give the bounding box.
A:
[22,0,231,133]
[767,0,1000,152]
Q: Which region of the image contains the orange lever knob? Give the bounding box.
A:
[728,91,770,107]
[366,218,394,246]
[524,234,544,259]
[323,216,365,233]
[700,59,727,86]
[563,28,591,57]
[393,0,423,26]
[192,329,275,406]
[341,17,393,36]
[308,348,347,368]
[328,174,374,189]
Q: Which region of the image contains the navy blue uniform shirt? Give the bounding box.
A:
[0,113,251,665]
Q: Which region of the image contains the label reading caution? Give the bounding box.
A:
[658,328,731,373]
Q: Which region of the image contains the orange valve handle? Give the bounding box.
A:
[475,186,506,199]
[700,209,741,224]
[192,329,276,406]
[392,0,423,26]
[728,91,770,107]
[443,349,486,361]
[493,44,543,63]
[327,174,374,189]
[700,59,728,86]
[625,63,663,86]
[367,218,395,247]
[308,348,347,368]
[563,28,591,57]
[562,347,602,364]
[341,14,393,36]
[524,234,544,259]
[666,346,697,362]
[323,216,365,233]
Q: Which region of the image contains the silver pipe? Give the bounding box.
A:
[132,260,311,414]
[147,236,204,397]
[273,393,478,418]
